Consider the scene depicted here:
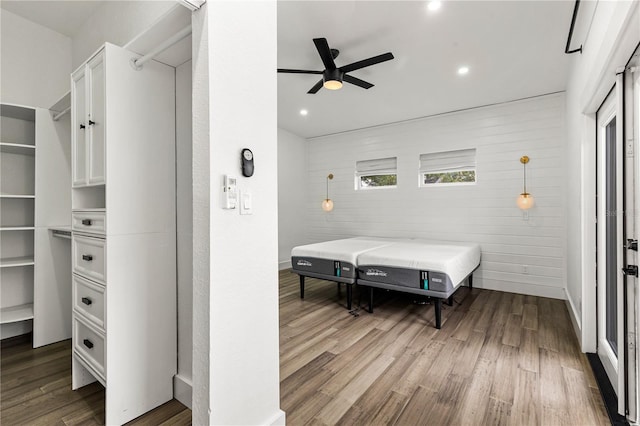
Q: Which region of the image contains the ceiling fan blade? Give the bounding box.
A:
[307,79,324,94]
[340,52,394,73]
[277,69,323,74]
[343,74,374,89]
[313,38,337,70]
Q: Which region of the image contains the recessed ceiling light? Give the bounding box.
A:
[427,1,441,11]
[457,66,469,75]
[300,109,308,116]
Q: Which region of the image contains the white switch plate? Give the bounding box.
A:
[240,191,252,215]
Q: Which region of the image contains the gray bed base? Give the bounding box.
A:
[357,269,475,329]
[291,256,357,309]
[292,256,477,328]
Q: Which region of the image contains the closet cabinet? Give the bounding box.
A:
[70,43,176,426]
[72,51,105,187]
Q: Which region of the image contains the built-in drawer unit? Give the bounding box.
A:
[73,274,105,329]
[72,234,106,284]
[72,210,106,235]
[73,316,105,378]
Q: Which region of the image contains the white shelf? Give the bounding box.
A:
[0,226,35,231]
[0,194,35,199]
[0,256,35,268]
[0,304,34,324]
[0,143,35,156]
[72,208,106,212]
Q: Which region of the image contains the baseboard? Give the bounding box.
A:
[266,409,286,426]
[565,288,583,348]
[279,260,291,270]
[474,280,566,300]
[174,374,192,409]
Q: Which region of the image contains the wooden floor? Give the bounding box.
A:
[2,270,609,425]
[0,336,190,425]
[279,270,610,425]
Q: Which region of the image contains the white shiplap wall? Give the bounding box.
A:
[305,93,566,299]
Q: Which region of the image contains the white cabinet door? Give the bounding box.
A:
[71,67,87,187]
[87,52,105,185]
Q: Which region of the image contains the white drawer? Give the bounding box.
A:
[73,234,106,284]
[73,274,105,329]
[72,210,106,235]
[73,316,105,377]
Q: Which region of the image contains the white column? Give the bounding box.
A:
[192,1,284,424]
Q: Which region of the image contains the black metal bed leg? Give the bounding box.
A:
[337,282,341,295]
[447,295,453,306]
[435,299,442,329]
[299,275,305,299]
[347,284,353,310]
[368,287,374,313]
[468,274,473,290]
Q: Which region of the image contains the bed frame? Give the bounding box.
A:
[358,272,474,329]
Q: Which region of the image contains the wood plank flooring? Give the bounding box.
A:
[2,270,609,425]
[279,270,609,425]
[0,335,190,425]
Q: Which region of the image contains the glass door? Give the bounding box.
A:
[596,80,626,415]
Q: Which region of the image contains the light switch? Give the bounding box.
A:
[240,191,252,215]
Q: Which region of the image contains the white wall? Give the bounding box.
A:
[278,127,309,268]
[192,2,283,425]
[0,10,71,108]
[175,59,193,407]
[306,93,567,299]
[565,0,639,351]
[71,1,175,69]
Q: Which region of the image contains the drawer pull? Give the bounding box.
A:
[81,219,92,226]
[82,254,93,262]
[88,120,96,126]
[83,339,94,349]
[81,297,92,306]
[80,123,85,129]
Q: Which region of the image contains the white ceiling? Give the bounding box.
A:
[1,1,575,139]
[277,1,574,138]
[0,1,104,37]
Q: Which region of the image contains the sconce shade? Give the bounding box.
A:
[517,193,535,210]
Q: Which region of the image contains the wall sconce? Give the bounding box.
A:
[322,173,334,212]
[517,156,534,210]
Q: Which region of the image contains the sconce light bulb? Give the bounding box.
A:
[322,199,334,212]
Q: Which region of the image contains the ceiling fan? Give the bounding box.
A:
[278,38,394,94]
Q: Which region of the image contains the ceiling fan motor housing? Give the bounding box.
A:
[324,68,344,84]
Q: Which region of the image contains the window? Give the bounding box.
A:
[355,157,397,189]
[419,148,476,186]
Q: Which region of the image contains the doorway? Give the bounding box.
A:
[596,45,640,419]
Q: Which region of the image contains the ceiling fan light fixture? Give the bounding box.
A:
[323,80,343,90]
[323,69,344,90]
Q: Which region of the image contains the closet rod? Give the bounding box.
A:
[52,107,70,121]
[133,25,192,70]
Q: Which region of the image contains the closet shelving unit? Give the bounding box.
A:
[0,104,37,333]
[1,98,73,347]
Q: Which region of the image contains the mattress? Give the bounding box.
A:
[357,240,481,297]
[291,237,398,283]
